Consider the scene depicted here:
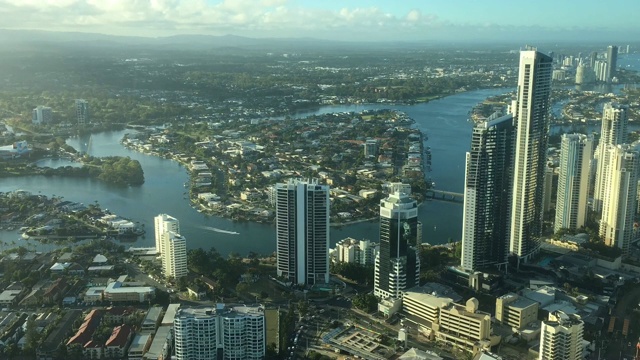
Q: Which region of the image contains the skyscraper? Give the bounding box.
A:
[554,134,594,233]
[174,305,266,360]
[154,214,180,254]
[539,311,584,360]
[599,144,640,255]
[461,114,515,272]
[593,103,628,212]
[275,179,329,285]
[509,50,553,263]
[374,191,420,299]
[75,99,89,126]
[162,231,188,279]
[606,45,618,82]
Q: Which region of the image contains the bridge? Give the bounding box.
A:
[425,189,464,203]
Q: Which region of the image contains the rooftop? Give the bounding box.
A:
[161,303,181,325]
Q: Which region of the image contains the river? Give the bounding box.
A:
[0,80,635,256]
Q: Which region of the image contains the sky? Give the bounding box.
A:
[1,0,639,42]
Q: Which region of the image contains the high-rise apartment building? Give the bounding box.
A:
[162,231,188,279]
[174,305,265,360]
[374,191,420,299]
[32,106,53,124]
[606,45,618,82]
[75,99,90,126]
[334,237,379,266]
[509,50,553,263]
[275,179,329,285]
[364,138,379,157]
[461,114,515,272]
[599,144,640,255]
[593,103,628,212]
[554,134,594,233]
[539,311,584,360]
[154,214,180,254]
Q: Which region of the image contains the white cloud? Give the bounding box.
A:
[0,0,444,39]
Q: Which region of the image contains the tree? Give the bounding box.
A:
[353,293,378,313]
[297,300,309,320]
[23,315,39,354]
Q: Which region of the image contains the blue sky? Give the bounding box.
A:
[1,0,639,41]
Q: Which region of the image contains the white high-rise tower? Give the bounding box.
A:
[599,144,640,255]
[539,311,584,360]
[509,49,553,263]
[554,134,594,233]
[275,179,329,285]
[162,231,188,279]
[593,103,628,212]
[154,214,180,254]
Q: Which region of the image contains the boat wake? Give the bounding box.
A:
[200,226,240,235]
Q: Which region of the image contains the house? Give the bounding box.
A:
[0,282,27,305]
[42,278,69,304]
[187,286,207,300]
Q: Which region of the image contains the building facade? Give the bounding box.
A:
[554,134,594,233]
[599,144,640,255]
[461,114,515,272]
[509,50,553,263]
[173,305,265,360]
[374,191,420,299]
[275,179,330,285]
[162,231,188,279]
[75,99,90,126]
[606,45,618,82]
[32,106,53,125]
[495,293,539,330]
[539,311,584,360]
[334,237,378,266]
[154,214,180,254]
[593,103,628,212]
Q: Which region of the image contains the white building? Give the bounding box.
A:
[593,103,628,212]
[275,179,329,285]
[154,214,180,254]
[599,144,640,255]
[32,106,53,124]
[173,305,265,360]
[509,49,553,263]
[162,231,188,279]
[374,191,420,300]
[539,311,584,360]
[334,237,379,265]
[554,134,594,232]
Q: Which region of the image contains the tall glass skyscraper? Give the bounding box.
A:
[275,179,329,285]
[509,49,552,263]
[374,191,420,299]
[461,114,515,272]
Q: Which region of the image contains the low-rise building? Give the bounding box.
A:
[141,306,163,334]
[128,333,152,360]
[103,281,154,303]
[495,293,539,330]
[104,324,134,359]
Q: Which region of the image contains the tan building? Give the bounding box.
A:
[496,293,539,330]
[403,289,500,354]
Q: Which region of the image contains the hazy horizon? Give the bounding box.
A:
[0,0,639,43]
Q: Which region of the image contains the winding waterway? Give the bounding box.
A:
[0,79,636,256]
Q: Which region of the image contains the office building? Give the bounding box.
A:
[495,293,539,330]
[539,311,584,360]
[154,214,180,254]
[599,144,640,255]
[162,231,188,279]
[374,191,420,299]
[275,179,329,285]
[606,45,618,82]
[173,305,265,360]
[461,114,514,272]
[593,103,628,212]
[554,134,594,233]
[509,50,553,263]
[402,288,500,354]
[75,99,89,126]
[32,106,53,125]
